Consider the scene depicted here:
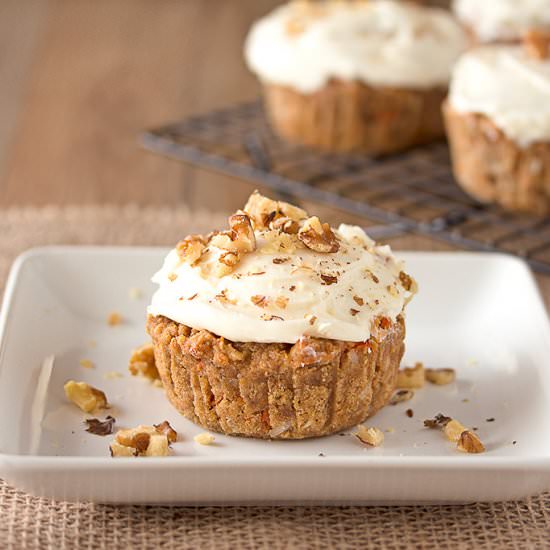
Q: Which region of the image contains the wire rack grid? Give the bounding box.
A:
[142,100,550,275]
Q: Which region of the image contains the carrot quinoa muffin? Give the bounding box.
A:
[147,193,416,439]
[453,0,550,44]
[244,0,466,155]
[444,32,550,214]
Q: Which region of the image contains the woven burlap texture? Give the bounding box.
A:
[0,205,548,550]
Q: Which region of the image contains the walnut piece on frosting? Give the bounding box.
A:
[244,190,307,230]
[298,216,340,253]
[172,192,344,278]
[176,234,206,265]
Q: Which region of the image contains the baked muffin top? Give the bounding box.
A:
[148,193,416,344]
[244,0,466,93]
[453,0,550,43]
[448,33,550,146]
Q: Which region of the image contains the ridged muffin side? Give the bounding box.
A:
[147,314,405,440]
[264,81,447,155]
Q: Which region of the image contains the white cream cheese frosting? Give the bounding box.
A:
[244,0,467,93]
[448,45,550,147]
[453,0,550,43]
[148,223,414,344]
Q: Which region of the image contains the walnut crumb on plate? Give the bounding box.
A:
[194,433,215,446]
[64,381,108,413]
[107,312,123,326]
[79,359,95,369]
[355,426,384,447]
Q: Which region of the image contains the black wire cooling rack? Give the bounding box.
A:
[142,100,550,274]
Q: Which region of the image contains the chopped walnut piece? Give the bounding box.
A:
[128,343,160,381]
[355,426,384,447]
[261,314,284,321]
[110,423,177,458]
[107,312,123,326]
[194,432,215,446]
[271,216,300,234]
[389,389,414,405]
[251,295,269,308]
[443,419,467,442]
[85,416,115,436]
[273,257,290,264]
[399,271,416,292]
[320,274,338,285]
[228,211,256,252]
[64,381,108,413]
[167,273,178,282]
[396,362,425,389]
[425,368,456,386]
[110,441,136,457]
[524,29,550,60]
[350,309,360,317]
[154,421,178,443]
[244,191,307,230]
[176,234,206,265]
[305,314,317,326]
[215,290,237,305]
[261,231,299,254]
[298,216,340,253]
[406,409,414,418]
[276,296,289,309]
[457,430,486,454]
[424,413,452,429]
[216,250,241,276]
[353,296,364,306]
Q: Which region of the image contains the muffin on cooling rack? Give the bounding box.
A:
[147,192,416,439]
[453,0,550,44]
[244,0,466,155]
[444,32,550,215]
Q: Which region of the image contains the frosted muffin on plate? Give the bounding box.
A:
[244,0,466,155]
[453,0,550,44]
[444,32,550,215]
[147,193,416,439]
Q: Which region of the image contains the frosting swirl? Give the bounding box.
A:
[244,0,466,93]
[148,195,415,344]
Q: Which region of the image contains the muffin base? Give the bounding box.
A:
[263,80,447,155]
[444,102,550,215]
[147,314,406,439]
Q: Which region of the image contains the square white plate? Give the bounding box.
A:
[0,247,549,504]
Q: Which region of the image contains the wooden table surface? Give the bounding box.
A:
[0,0,281,212]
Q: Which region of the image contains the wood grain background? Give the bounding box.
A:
[0,0,282,211]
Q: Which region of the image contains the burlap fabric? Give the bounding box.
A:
[0,205,548,550]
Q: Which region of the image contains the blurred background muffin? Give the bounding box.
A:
[444,32,550,214]
[245,0,466,155]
